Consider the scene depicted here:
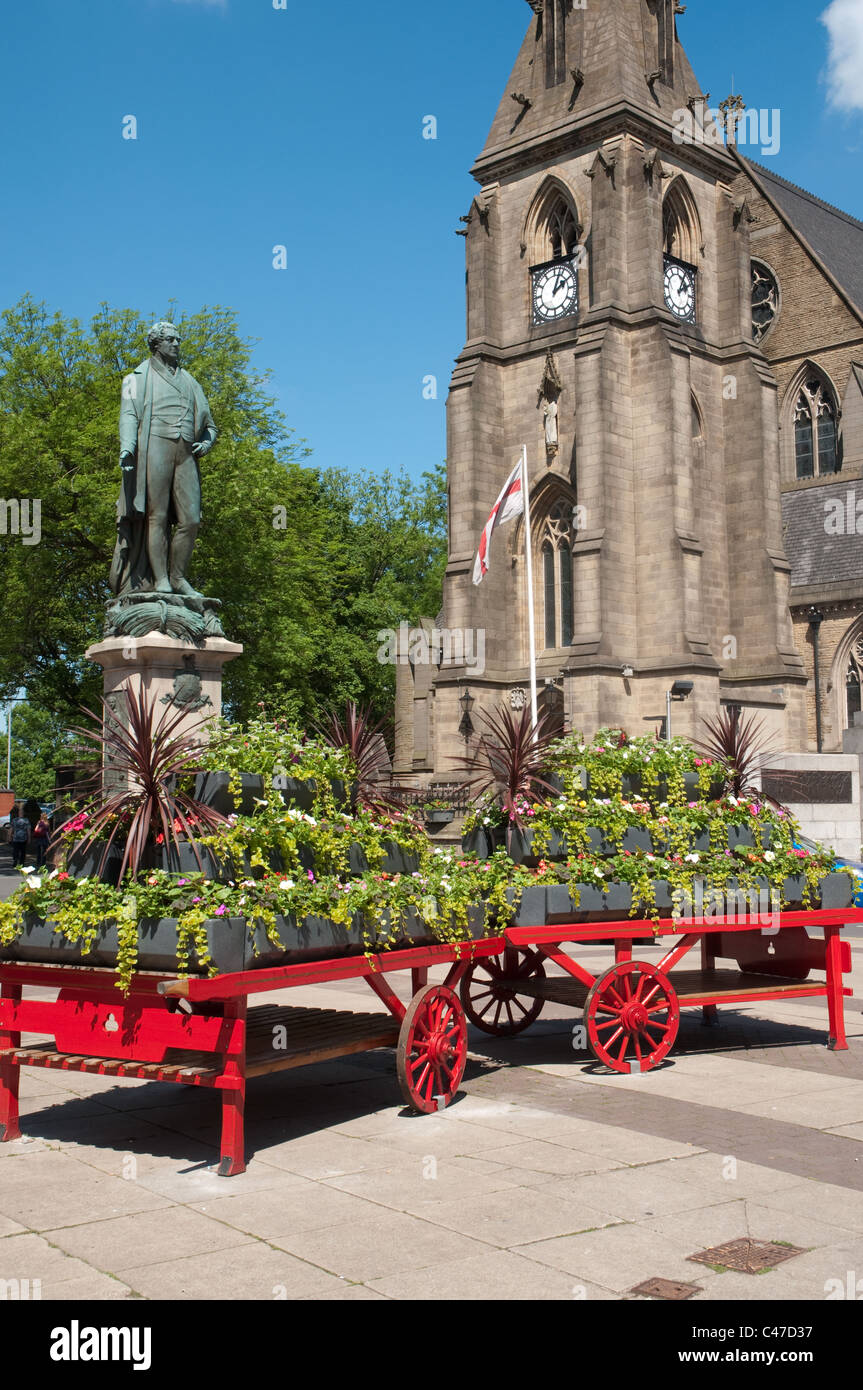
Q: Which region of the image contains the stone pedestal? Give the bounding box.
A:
[86,633,243,749]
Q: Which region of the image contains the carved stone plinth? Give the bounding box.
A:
[86,633,243,770]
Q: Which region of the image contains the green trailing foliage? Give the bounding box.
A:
[0,719,854,993]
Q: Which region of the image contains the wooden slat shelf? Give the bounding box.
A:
[0,1004,401,1087]
[512,969,832,1010]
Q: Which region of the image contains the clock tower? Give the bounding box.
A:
[394,0,807,778]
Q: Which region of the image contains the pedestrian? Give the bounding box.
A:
[9,806,31,869]
[32,813,51,869]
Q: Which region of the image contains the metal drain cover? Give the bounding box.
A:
[631,1277,701,1301]
[689,1239,806,1274]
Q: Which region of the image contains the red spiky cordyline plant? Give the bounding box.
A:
[314,701,399,813]
[59,687,228,882]
[694,705,776,798]
[452,705,560,832]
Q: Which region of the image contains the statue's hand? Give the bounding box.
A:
[120,451,135,473]
[191,442,209,458]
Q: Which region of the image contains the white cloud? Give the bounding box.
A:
[821,0,863,112]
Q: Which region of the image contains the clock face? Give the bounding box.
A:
[664,259,697,323]
[532,259,578,324]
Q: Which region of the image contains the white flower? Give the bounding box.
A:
[764,851,775,862]
[727,795,739,806]
[23,875,42,890]
[593,867,604,878]
[279,879,295,890]
[646,854,656,863]
[20,866,34,876]
[685,853,700,864]
[482,817,491,826]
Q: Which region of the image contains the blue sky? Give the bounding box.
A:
[0,0,861,486]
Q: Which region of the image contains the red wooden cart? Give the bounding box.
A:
[1,907,859,1176]
[460,907,862,1073]
[0,937,503,1177]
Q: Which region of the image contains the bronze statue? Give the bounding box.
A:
[110,321,217,601]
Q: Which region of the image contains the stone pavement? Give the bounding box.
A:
[4,929,863,1301]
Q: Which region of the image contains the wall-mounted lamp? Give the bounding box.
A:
[666,680,694,742]
[458,687,475,743]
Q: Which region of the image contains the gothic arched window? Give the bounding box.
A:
[541,499,574,650]
[794,377,839,478]
[662,181,699,266]
[529,184,581,265]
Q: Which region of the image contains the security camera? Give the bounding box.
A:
[621,665,634,679]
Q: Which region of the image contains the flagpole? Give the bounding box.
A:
[520,445,540,736]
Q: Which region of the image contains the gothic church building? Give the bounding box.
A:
[394,0,863,779]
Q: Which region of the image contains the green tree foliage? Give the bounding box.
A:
[4,702,74,802]
[0,296,446,731]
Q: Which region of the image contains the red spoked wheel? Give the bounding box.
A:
[584,961,679,1075]
[460,950,546,1036]
[397,984,468,1114]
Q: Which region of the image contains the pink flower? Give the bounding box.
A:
[307,870,316,882]
[214,904,227,916]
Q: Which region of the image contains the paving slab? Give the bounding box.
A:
[735,1088,863,1130]
[756,1180,863,1234]
[133,1157,300,1204]
[324,1156,521,1212]
[38,1272,139,1301]
[246,1129,419,1180]
[641,1197,853,1254]
[43,1205,256,1273]
[367,1247,619,1300]
[190,1182,404,1240]
[471,1138,625,1178]
[664,1152,809,1198]
[113,1240,345,1300]
[388,1183,622,1248]
[0,1149,171,1230]
[520,1221,725,1294]
[299,1283,390,1300]
[0,1231,117,1286]
[538,1164,732,1224]
[270,1207,491,1282]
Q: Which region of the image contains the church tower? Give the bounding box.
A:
[395,0,807,779]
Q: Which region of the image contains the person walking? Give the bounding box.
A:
[32,813,51,869]
[9,806,31,869]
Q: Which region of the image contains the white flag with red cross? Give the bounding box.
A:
[472,459,525,585]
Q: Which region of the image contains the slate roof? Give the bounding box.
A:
[743,158,863,319]
[782,478,863,588]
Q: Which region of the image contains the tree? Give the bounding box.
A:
[4,702,75,802]
[0,296,447,730]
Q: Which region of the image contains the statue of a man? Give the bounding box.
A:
[110,321,217,600]
[544,398,559,453]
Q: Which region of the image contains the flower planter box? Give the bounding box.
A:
[461,827,505,860]
[424,809,454,826]
[348,840,420,876]
[546,881,634,923]
[194,772,267,818]
[0,904,482,977]
[65,843,125,888]
[507,827,567,866]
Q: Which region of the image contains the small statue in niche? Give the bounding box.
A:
[543,398,559,458]
[537,348,564,465]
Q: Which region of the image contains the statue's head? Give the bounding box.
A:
[147,320,180,363]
